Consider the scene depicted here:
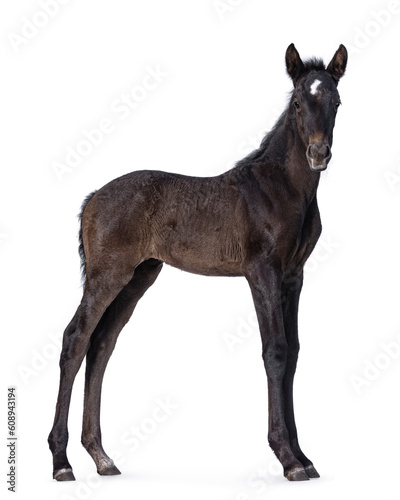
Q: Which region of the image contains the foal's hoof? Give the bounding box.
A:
[53,468,76,481]
[305,465,320,479]
[285,467,309,481]
[98,464,121,476]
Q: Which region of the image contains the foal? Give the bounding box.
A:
[49,43,347,482]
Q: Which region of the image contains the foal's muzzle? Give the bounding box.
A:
[306,142,332,172]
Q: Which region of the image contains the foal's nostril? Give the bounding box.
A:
[324,145,331,159]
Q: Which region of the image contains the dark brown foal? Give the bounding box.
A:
[49,43,347,482]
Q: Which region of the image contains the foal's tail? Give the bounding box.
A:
[78,190,97,283]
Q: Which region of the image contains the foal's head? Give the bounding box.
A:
[285,44,347,172]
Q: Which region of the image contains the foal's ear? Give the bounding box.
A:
[326,44,348,82]
[285,43,305,86]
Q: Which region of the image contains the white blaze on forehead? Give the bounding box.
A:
[310,79,322,96]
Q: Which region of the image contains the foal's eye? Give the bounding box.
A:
[335,101,342,110]
[293,101,300,110]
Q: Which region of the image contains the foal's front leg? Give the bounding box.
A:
[246,262,309,481]
[281,271,319,478]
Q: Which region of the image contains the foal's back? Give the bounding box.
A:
[81,168,251,277]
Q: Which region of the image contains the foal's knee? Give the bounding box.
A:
[262,341,288,378]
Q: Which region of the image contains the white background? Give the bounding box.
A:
[2,1,400,499]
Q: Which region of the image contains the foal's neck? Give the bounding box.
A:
[234,106,321,207]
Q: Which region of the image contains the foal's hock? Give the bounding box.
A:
[49,43,347,482]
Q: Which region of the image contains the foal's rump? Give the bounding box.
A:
[80,169,245,279]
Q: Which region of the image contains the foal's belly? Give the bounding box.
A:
[151,222,244,277]
[163,256,243,277]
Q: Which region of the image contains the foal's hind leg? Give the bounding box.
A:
[81,259,163,476]
[48,267,136,481]
[282,272,319,479]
